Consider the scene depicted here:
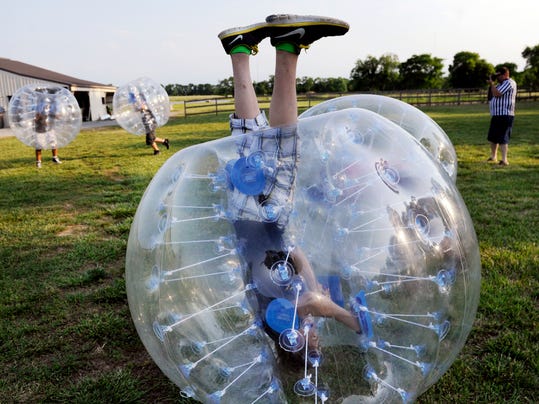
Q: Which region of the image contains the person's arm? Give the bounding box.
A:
[290,248,320,292]
[297,291,361,333]
[292,247,362,333]
[490,79,510,97]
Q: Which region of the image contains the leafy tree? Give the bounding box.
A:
[448,51,493,88]
[253,80,270,96]
[312,77,348,93]
[215,77,233,96]
[297,76,315,93]
[521,44,539,90]
[349,53,400,91]
[398,54,444,89]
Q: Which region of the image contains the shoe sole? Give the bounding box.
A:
[218,15,349,40]
[265,14,349,30]
[218,21,267,40]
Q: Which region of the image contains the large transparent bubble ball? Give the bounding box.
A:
[113,77,170,135]
[299,94,458,182]
[7,85,82,149]
[126,107,481,403]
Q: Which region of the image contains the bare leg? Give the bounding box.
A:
[489,142,498,160]
[231,53,260,119]
[500,144,508,164]
[269,50,299,127]
[52,149,58,158]
[36,149,42,162]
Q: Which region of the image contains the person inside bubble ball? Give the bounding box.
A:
[34,99,61,168]
[135,96,170,155]
[219,14,360,361]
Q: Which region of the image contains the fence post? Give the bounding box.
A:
[184,101,187,118]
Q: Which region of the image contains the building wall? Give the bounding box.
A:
[0,69,62,112]
[0,70,116,124]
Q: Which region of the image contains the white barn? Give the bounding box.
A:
[0,57,116,125]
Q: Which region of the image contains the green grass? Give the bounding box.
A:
[1,103,538,403]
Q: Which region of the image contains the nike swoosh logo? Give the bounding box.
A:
[275,28,305,39]
[229,34,243,45]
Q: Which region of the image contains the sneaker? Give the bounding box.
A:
[265,14,349,51]
[154,150,160,155]
[52,156,62,164]
[163,138,170,150]
[218,21,269,55]
[498,160,509,166]
[36,160,42,168]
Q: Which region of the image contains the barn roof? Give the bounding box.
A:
[0,57,114,89]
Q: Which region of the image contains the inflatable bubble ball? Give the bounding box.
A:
[299,94,458,182]
[126,105,481,403]
[8,85,82,149]
[112,77,170,135]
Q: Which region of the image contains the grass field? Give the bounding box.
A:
[0,102,537,403]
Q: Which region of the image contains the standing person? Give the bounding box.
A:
[218,14,360,359]
[34,99,61,168]
[139,100,169,155]
[486,66,517,166]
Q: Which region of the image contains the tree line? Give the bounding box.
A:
[165,44,539,96]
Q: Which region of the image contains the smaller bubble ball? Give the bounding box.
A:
[113,77,170,135]
[8,85,82,149]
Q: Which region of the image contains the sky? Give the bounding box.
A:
[3,0,538,87]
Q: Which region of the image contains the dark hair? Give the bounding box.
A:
[263,250,297,272]
[495,66,509,76]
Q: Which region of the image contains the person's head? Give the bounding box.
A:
[262,251,321,365]
[494,67,509,82]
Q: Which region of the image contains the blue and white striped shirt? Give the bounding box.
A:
[489,78,517,116]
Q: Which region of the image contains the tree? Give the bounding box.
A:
[312,77,348,93]
[349,53,400,91]
[521,44,539,90]
[297,76,315,93]
[398,54,444,89]
[448,52,493,88]
[253,80,271,96]
[215,77,233,96]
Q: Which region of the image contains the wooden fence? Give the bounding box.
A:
[182,88,539,118]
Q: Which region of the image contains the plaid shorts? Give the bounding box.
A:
[228,112,299,229]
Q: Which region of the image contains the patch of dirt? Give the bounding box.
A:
[57,224,89,237]
[103,166,125,182]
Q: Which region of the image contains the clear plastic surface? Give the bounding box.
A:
[7,85,82,149]
[299,94,458,181]
[126,106,481,403]
[112,77,170,135]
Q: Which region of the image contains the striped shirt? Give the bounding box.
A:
[489,78,517,116]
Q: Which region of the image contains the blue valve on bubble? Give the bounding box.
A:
[229,151,268,195]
